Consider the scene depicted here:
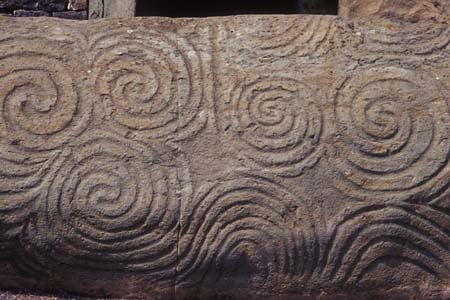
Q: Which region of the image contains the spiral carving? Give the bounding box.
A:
[26,132,181,278]
[230,15,335,62]
[177,173,317,291]
[330,67,450,201]
[349,2,450,56]
[321,204,450,284]
[230,77,323,177]
[0,38,91,151]
[358,21,450,56]
[0,145,55,239]
[91,29,206,140]
[0,36,91,252]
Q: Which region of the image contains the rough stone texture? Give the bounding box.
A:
[0,290,87,299]
[36,0,65,12]
[89,0,136,19]
[52,10,85,19]
[0,0,87,19]
[67,0,85,11]
[0,0,66,11]
[340,0,450,21]
[0,0,38,10]
[0,7,449,300]
[13,8,48,16]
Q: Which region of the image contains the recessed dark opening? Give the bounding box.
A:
[136,0,338,17]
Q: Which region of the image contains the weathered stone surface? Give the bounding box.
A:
[0,11,449,300]
[67,0,85,11]
[0,0,37,10]
[52,10,85,19]
[13,9,49,16]
[340,0,450,21]
[0,0,66,11]
[89,0,136,19]
[36,0,65,12]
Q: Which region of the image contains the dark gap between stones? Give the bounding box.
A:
[136,0,339,17]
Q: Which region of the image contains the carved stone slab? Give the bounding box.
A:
[0,13,449,299]
[340,0,450,21]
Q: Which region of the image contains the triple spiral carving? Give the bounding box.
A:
[0,36,92,246]
[0,20,449,294]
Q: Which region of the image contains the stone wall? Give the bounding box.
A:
[0,0,87,19]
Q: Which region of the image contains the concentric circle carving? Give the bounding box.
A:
[229,15,335,61]
[178,173,316,290]
[29,132,181,277]
[330,67,450,201]
[91,29,206,140]
[0,38,91,151]
[230,77,323,177]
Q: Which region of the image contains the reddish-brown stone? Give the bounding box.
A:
[0,2,448,300]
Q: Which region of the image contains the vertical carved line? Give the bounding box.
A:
[209,24,220,132]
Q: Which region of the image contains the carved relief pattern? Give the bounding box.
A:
[320,203,450,284]
[228,76,324,177]
[177,172,317,291]
[0,16,449,297]
[0,27,192,282]
[220,15,338,69]
[356,21,450,56]
[0,37,92,151]
[240,15,336,60]
[25,132,181,277]
[90,29,207,141]
[0,34,93,258]
[330,67,450,202]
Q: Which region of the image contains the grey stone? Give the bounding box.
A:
[36,0,66,12]
[13,9,49,16]
[52,9,85,19]
[0,0,37,10]
[67,0,85,11]
[0,0,68,12]
[89,0,136,18]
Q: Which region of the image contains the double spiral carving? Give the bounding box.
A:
[27,132,180,278]
[230,77,323,177]
[91,29,206,140]
[330,67,450,201]
[0,36,91,250]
